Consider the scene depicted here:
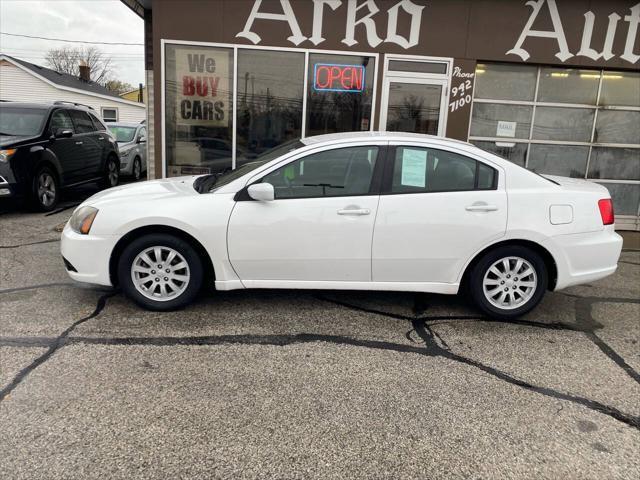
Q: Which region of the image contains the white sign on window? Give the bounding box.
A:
[496,121,517,138]
[401,148,427,187]
[175,47,230,127]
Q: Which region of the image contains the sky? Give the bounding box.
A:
[0,0,144,87]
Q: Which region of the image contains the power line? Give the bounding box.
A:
[0,32,143,46]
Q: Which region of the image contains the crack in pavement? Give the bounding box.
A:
[0,282,75,295]
[0,238,60,249]
[0,291,117,402]
[0,284,638,431]
[44,203,80,217]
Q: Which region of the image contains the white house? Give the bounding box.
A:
[0,54,145,123]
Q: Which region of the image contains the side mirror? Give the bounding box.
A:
[138,136,146,144]
[54,129,73,139]
[247,183,274,202]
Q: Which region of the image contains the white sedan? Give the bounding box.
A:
[61,132,622,319]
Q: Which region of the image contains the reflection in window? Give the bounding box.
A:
[595,110,640,144]
[532,107,594,142]
[386,82,442,135]
[474,63,537,101]
[599,71,640,107]
[470,104,532,139]
[236,50,304,168]
[528,144,589,178]
[588,148,640,181]
[537,68,599,104]
[165,44,233,177]
[263,146,378,199]
[306,54,374,136]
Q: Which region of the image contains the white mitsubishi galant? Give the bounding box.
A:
[61,132,622,319]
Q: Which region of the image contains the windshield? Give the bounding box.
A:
[108,126,137,143]
[194,139,305,193]
[0,106,47,136]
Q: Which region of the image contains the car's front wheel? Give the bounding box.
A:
[132,157,142,181]
[117,234,204,311]
[32,166,59,212]
[469,245,547,320]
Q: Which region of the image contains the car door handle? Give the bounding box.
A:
[466,204,498,212]
[75,141,83,145]
[98,136,104,140]
[337,208,370,216]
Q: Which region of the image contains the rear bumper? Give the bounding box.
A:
[60,224,117,286]
[544,227,623,290]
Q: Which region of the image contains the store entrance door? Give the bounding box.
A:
[380,57,451,136]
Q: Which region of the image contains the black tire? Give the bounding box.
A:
[132,157,142,181]
[31,166,60,212]
[469,245,547,320]
[100,155,119,189]
[117,233,204,311]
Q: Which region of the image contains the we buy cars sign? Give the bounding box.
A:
[175,47,230,127]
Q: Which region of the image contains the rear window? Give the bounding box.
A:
[0,106,48,136]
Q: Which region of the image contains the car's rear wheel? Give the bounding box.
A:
[100,156,119,189]
[32,166,59,212]
[117,234,203,311]
[132,157,142,181]
[469,245,547,320]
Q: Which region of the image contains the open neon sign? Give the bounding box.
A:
[313,64,365,93]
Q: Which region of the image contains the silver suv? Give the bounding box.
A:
[107,122,147,180]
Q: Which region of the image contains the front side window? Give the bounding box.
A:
[390,147,496,194]
[49,110,75,134]
[262,146,378,199]
[69,110,96,133]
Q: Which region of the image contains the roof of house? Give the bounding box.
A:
[2,55,121,99]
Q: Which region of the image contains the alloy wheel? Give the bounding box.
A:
[108,160,119,186]
[133,159,141,181]
[130,246,190,301]
[37,173,56,207]
[482,256,538,310]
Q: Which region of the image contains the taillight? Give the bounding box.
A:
[598,198,614,225]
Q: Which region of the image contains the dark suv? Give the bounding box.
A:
[0,101,120,211]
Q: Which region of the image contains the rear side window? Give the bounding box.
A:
[88,112,107,131]
[69,110,96,134]
[49,110,74,133]
[390,146,497,194]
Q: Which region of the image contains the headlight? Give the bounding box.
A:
[0,148,16,163]
[69,206,99,234]
[121,149,132,158]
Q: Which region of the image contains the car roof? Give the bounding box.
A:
[0,101,96,113]
[301,131,473,148]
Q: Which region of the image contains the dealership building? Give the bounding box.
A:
[123,0,640,229]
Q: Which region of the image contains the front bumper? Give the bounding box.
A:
[544,227,623,290]
[60,223,118,286]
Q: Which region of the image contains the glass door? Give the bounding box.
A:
[381,76,448,136]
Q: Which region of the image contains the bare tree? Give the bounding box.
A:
[45,46,114,85]
[104,79,135,95]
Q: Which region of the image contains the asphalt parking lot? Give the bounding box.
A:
[1,189,639,479]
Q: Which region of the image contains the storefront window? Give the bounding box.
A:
[236,50,304,167]
[474,63,536,101]
[470,63,640,220]
[470,104,532,139]
[306,54,374,136]
[588,148,640,181]
[165,44,234,177]
[537,68,599,104]
[595,111,640,144]
[599,71,640,107]
[532,107,594,142]
[470,141,527,167]
[528,144,589,178]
